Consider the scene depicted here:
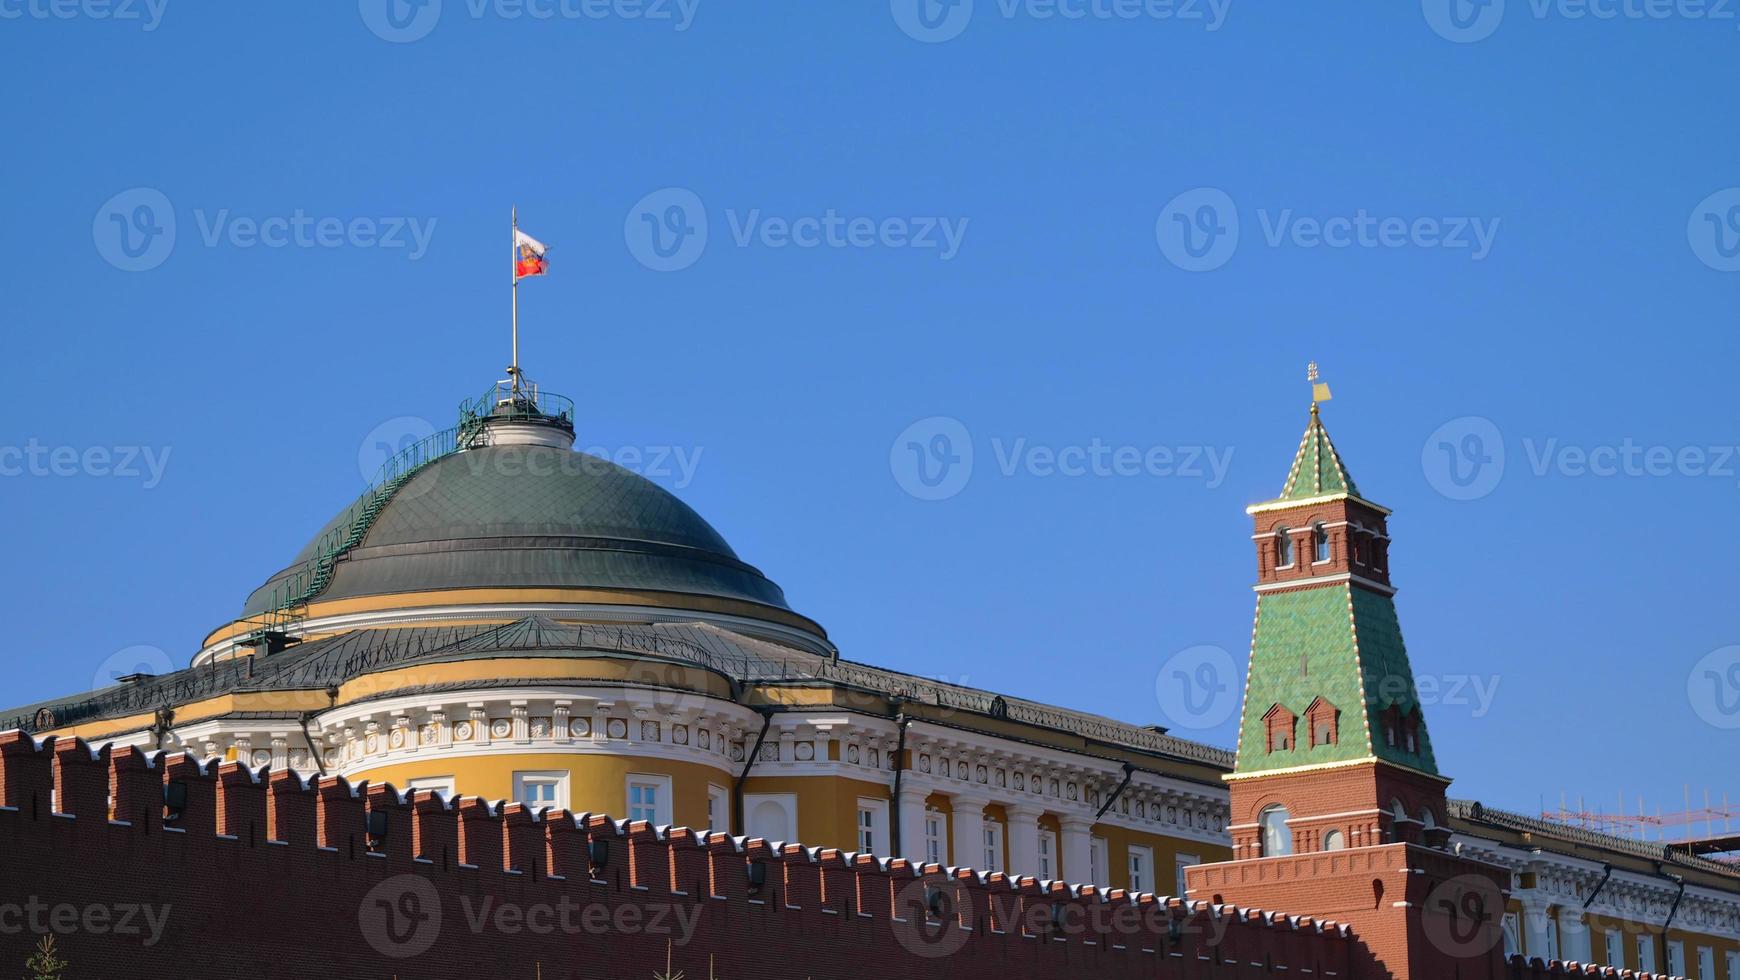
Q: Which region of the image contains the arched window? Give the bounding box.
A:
[1306,697,1339,748]
[1263,704,1297,753]
[1381,704,1402,748]
[1313,523,1330,563]
[1403,707,1422,754]
[1275,527,1294,568]
[1259,805,1293,857]
[1322,829,1345,851]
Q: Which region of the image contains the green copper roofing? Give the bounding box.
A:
[1234,583,1438,776]
[1273,405,1359,502]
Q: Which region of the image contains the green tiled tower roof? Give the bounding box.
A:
[1234,583,1438,777]
[1234,403,1438,778]
[1273,404,1359,502]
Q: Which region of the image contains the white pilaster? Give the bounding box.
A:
[896,784,930,864]
[1061,816,1094,886]
[951,794,989,870]
[1005,802,1044,878]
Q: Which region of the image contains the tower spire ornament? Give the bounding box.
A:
[1308,360,1332,408]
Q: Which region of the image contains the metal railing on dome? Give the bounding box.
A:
[231,384,578,640]
[459,381,575,429]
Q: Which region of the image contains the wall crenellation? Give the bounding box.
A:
[0,730,1688,978]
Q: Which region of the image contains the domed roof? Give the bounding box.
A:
[241,444,801,624]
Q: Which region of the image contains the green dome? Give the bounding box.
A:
[241,445,798,620]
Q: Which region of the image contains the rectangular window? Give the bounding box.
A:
[625,773,672,826]
[1696,946,1713,980]
[1174,853,1200,897]
[982,820,1004,873]
[856,798,888,856]
[1636,935,1656,974]
[924,810,944,865]
[1089,836,1109,886]
[1544,916,1559,961]
[511,771,567,811]
[1604,929,1623,968]
[1037,831,1057,881]
[1726,951,1739,980]
[406,776,456,800]
[1127,845,1153,892]
[706,784,729,834]
[1668,940,1685,977]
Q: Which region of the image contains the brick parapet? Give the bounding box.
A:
[0,732,1358,979]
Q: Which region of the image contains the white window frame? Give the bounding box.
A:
[856,798,889,857]
[1544,914,1560,961]
[923,808,945,865]
[1127,845,1153,893]
[405,775,456,800]
[1603,928,1623,969]
[1668,939,1685,977]
[511,770,568,811]
[1725,951,1739,980]
[706,784,730,834]
[625,772,673,826]
[1501,913,1520,959]
[982,819,1004,873]
[1089,836,1109,886]
[1636,935,1656,974]
[1174,853,1200,897]
[1696,945,1713,980]
[1037,830,1058,881]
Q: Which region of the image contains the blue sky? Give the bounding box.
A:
[2,0,1737,831]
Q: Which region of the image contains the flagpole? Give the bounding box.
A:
[510,206,520,395]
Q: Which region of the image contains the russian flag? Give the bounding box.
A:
[514,228,548,279]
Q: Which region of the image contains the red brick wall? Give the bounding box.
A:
[0,733,1355,979]
[1228,762,1454,859]
[1252,498,1392,590]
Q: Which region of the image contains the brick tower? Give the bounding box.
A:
[1186,387,1511,980]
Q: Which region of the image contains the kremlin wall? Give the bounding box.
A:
[0,730,1688,979]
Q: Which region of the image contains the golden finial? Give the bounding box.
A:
[1308,361,1332,409]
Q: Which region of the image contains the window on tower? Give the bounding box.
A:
[1275,527,1294,567]
[1258,805,1293,857]
[1313,523,1330,563]
[1305,696,1339,747]
[1263,703,1297,752]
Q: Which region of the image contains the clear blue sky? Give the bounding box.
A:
[3,1,1737,830]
